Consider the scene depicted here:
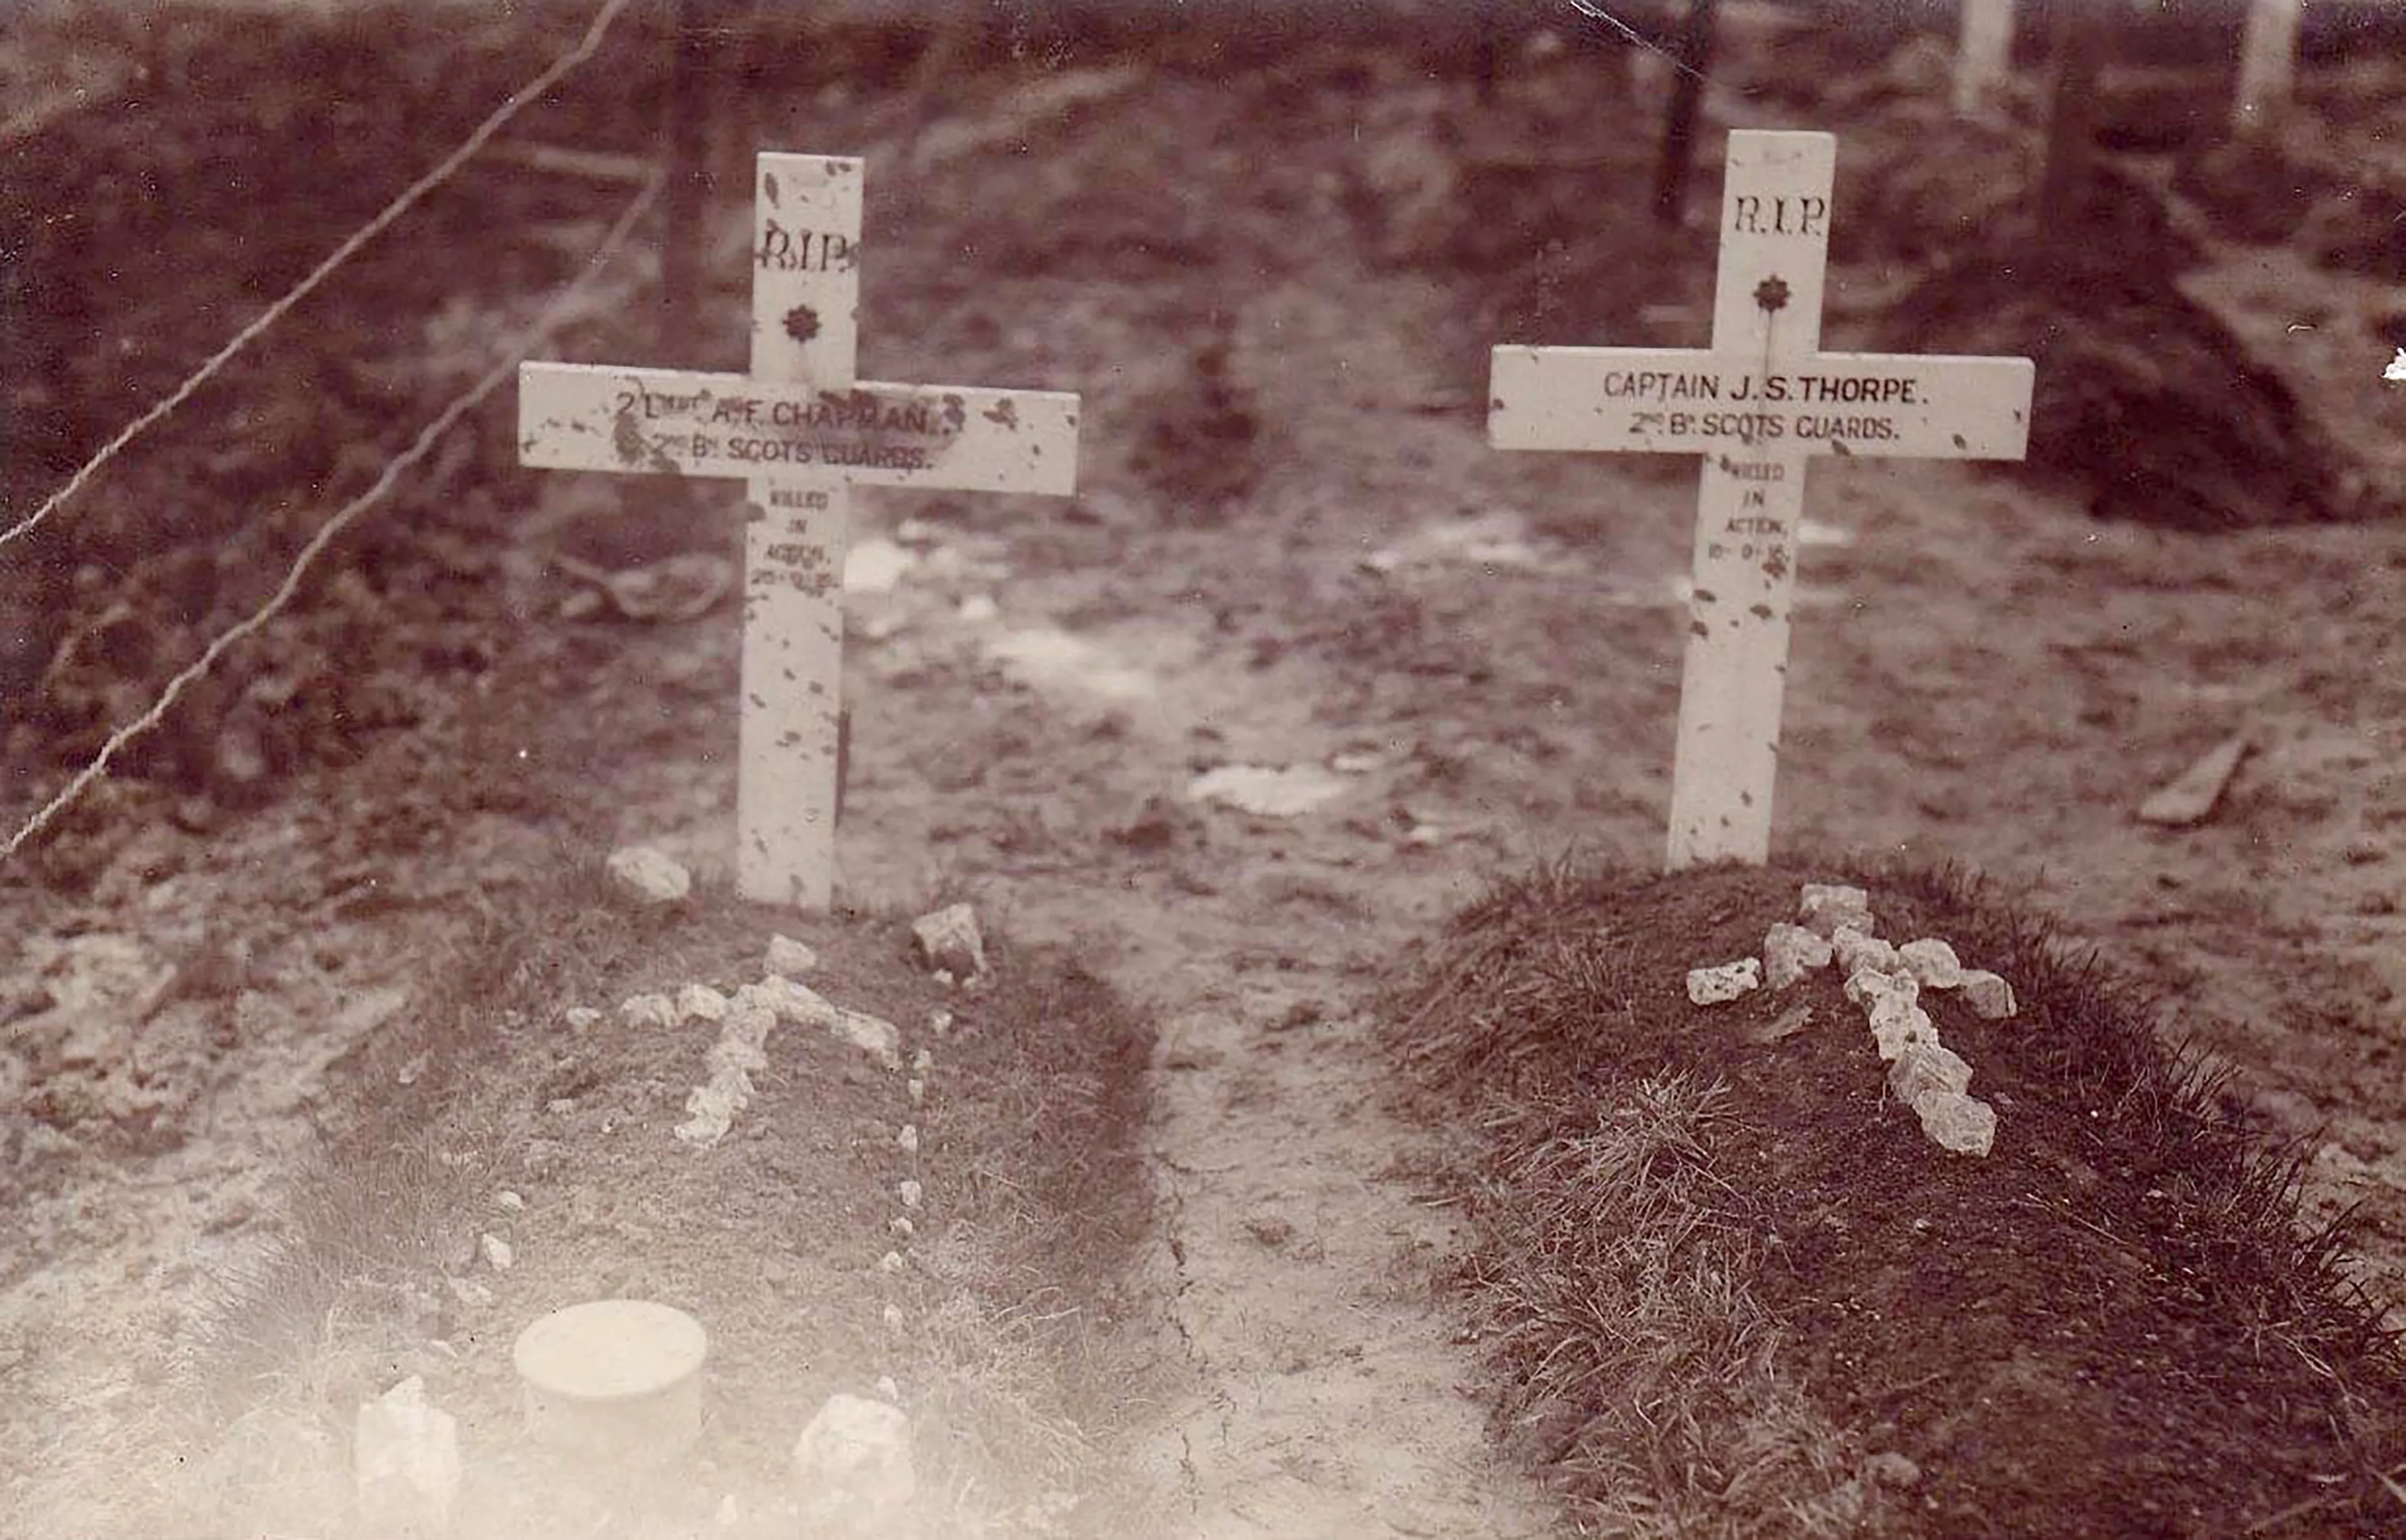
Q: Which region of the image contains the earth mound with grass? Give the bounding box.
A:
[1386,859,2406,1539]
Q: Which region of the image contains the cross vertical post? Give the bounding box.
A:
[1490,130,2034,871]
[739,155,862,911]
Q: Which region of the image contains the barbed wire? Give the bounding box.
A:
[0,171,663,869]
[0,0,637,558]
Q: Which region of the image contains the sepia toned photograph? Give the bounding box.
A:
[3,1,2404,1535]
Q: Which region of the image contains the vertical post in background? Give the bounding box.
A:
[2037,0,2108,256]
[2232,0,2303,137]
[1652,0,1722,229]
[1954,0,2015,118]
[660,0,714,361]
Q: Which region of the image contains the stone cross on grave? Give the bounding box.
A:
[520,153,1081,910]
[1490,129,2034,871]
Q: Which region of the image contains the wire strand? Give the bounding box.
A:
[0,0,637,557]
[0,173,662,867]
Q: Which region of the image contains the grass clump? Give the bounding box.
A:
[1387,854,2406,1539]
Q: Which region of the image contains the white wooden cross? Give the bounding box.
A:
[519,153,1081,909]
[1490,130,2033,871]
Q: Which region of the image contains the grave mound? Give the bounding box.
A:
[1385,858,2406,1539]
[1879,246,2378,530]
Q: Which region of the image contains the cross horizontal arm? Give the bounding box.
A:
[519,362,1081,494]
[1490,346,2032,460]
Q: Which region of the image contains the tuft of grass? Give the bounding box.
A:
[1870,856,2406,1371]
[899,933,1169,1535]
[1386,852,2406,1538]
[1452,1073,1875,1539]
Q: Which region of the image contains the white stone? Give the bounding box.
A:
[889,1216,915,1239]
[564,1006,603,1030]
[495,1189,526,1211]
[878,1251,906,1274]
[678,983,730,1023]
[1761,923,1833,988]
[355,1376,462,1534]
[1832,928,1899,976]
[1913,1088,1998,1156]
[792,1393,916,1536]
[897,1124,919,1155]
[881,1303,906,1331]
[765,935,819,976]
[1888,1043,1974,1104]
[707,1035,769,1077]
[607,845,692,906]
[1798,884,1874,936]
[480,1234,514,1271]
[906,1078,926,1105]
[1686,958,1763,1006]
[911,1048,934,1076]
[520,153,1083,912]
[621,993,679,1031]
[1897,938,1966,988]
[1960,969,2018,1019]
[911,904,988,978]
[1869,996,1939,1062]
[752,976,900,1069]
[898,1179,923,1211]
[677,1072,749,1146]
[1844,965,1917,1010]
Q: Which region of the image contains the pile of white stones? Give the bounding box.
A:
[1686,884,2019,1157]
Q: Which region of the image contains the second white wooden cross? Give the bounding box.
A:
[521,153,1081,909]
[1491,130,2033,871]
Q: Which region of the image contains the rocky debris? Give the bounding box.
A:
[1868,993,1940,1062]
[1762,923,1833,988]
[620,992,678,1031]
[1914,1090,1999,1157]
[1889,1042,1975,1103]
[1832,928,1900,977]
[2139,732,2251,829]
[1896,938,1964,988]
[1688,884,2020,1157]
[1798,884,1874,939]
[606,845,692,906]
[668,967,903,1147]
[765,935,819,976]
[911,904,987,981]
[1685,958,1762,1005]
[353,1376,462,1536]
[750,976,901,1070]
[1958,970,2017,1021]
[1187,762,1351,818]
[677,999,777,1149]
[792,1393,916,1539]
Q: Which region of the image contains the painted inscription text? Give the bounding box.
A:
[612,380,965,473]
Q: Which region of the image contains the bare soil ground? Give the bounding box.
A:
[6,3,2406,1537]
